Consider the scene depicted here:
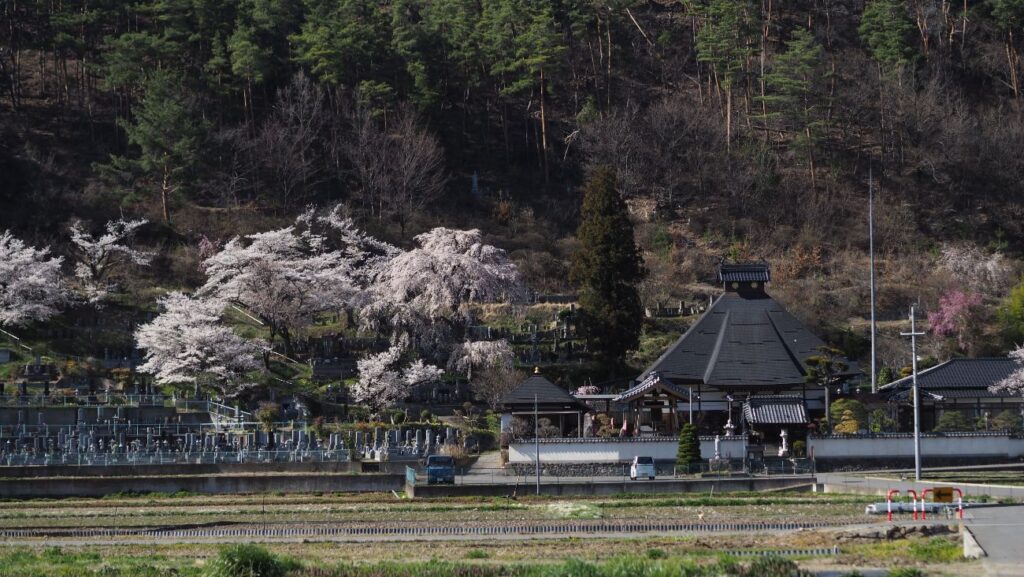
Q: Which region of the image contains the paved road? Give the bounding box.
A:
[964,505,1024,577]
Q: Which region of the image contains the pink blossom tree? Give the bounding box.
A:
[928,289,985,354]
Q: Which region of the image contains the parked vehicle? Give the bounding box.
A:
[630,456,655,480]
[426,455,455,484]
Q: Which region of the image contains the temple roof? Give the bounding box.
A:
[501,373,590,412]
[743,395,808,424]
[613,373,692,403]
[881,358,1019,396]
[638,290,844,389]
[719,263,770,283]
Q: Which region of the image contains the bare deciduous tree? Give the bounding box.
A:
[347,106,447,237]
[474,365,525,412]
[256,73,327,208]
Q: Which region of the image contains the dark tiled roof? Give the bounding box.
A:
[881,358,1018,392]
[613,373,691,402]
[501,374,588,410]
[743,395,808,424]
[719,263,770,283]
[639,292,840,388]
[889,388,1010,401]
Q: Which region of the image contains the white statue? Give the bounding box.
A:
[779,428,789,457]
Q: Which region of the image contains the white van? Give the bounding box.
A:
[630,456,656,480]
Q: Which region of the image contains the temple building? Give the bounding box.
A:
[499,369,592,439]
[616,263,856,438]
[881,357,1024,430]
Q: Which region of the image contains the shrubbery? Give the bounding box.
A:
[204,545,298,577]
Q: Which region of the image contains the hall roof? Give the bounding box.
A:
[881,358,1020,399]
[501,372,589,412]
[638,291,843,389]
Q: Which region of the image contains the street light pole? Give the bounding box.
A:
[901,305,925,481]
[869,167,878,394]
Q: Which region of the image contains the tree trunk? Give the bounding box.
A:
[726,89,732,153]
[1007,32,1020,100]
[539,68,549,185]
[160,164,172,224]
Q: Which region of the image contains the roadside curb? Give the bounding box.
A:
[962,524,987,559]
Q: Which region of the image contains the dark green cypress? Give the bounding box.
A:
[676,423,702,471]
[570,167,646,367]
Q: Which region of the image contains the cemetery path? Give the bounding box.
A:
[963,505,1024,577]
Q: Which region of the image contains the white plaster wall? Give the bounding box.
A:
[507,437,748,464]
[808,435,1024,459]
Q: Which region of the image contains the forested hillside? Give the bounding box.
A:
[3,0,1024,375]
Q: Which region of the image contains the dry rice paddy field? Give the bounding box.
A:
[0,491,972,577]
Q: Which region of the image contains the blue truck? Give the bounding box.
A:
[425,455,455,484]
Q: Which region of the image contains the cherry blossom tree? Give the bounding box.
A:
[361,228,527,358]
[135,292,261,396]
[68,218,152,304]
[448,339,514,381]
[200,211,359,366]
[351,346,443,415]
[374,228,527,318]
[993,346,1024,397]
[928,289,986,354]
[0,231,66,327]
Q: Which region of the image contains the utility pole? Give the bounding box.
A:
[869,167,878,394]
[901,305,925,481]
[688,387,693,425]
[534,393,540,495]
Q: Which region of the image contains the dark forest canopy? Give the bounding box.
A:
[2,1,1024,352]
[2,0,1023,231]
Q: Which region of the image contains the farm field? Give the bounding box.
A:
[0,491,973,576]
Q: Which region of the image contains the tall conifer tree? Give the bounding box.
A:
[570,167,646,367]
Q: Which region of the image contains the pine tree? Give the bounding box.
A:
[987,0,1024,99]
[686,0,757,148]
[859,0,918,71]
[756,28,827,187]
[570,167,646,366]
[804,346,849,433]
[676,423,702,472]
[103,70,204,224]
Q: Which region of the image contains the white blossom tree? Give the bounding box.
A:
[0,231,66,327]
[351,346,443,415]
[135,292,261,396]
[374,228,527,318]
[448,339,515,380]
[200,211,359,366]
[993,346,1024,397]
[68,218,153,304]
[361,228,527,360]
[939,244,1012,296]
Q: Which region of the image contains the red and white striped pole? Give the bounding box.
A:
[887,489,900,522]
